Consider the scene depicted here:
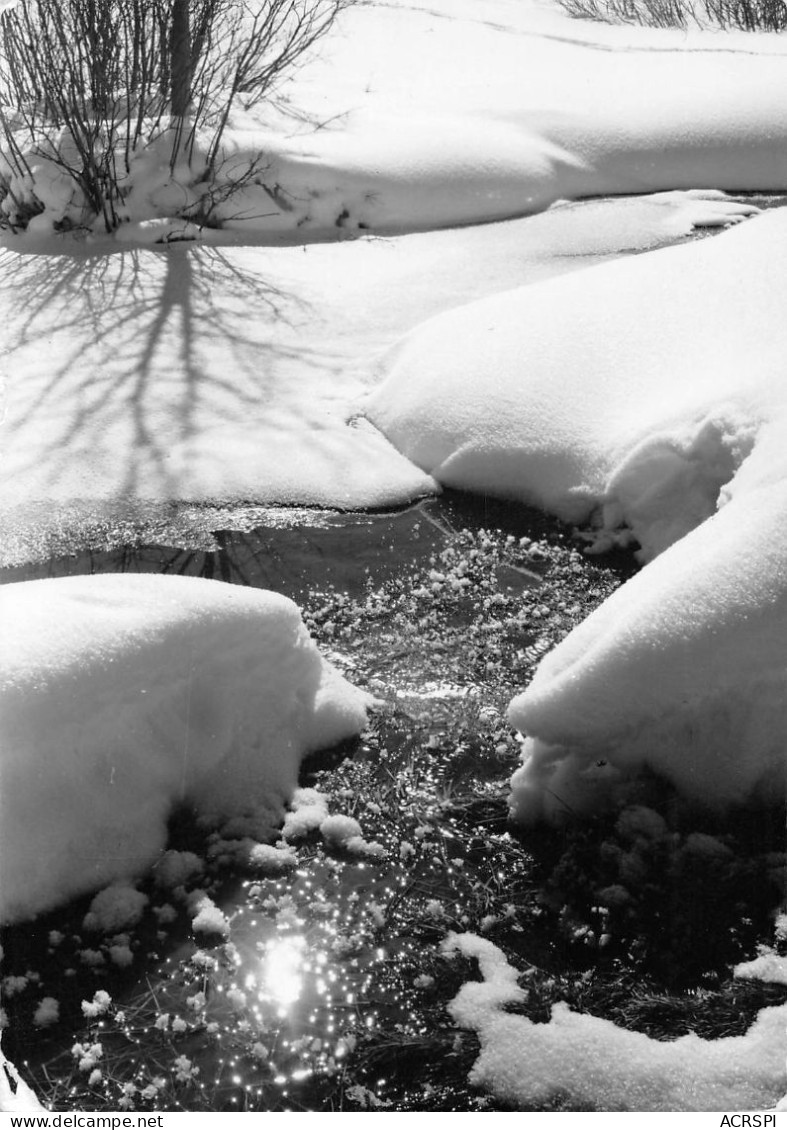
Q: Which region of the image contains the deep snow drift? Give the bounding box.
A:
[0,574,368,924]
[444,933,787,1111]
[366,207,787,818]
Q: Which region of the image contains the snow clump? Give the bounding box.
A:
[319,814,386,858]
[189,895,231,939]
[444,932,787,1111]
[153,851,205,891]
[281,788,331,840]
[83,884,149,934]
[32,998,60,1029]
[81,991,112,1019]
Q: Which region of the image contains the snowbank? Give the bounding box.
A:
[0,574,368,924]
[367,209,787,553]
[258,35,787,237]
[367,209,787,817]
[0,1040,47,1113]
[444,933,787,1111]
[508,480,787,820]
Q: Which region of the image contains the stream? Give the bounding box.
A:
[2,490,784,1112]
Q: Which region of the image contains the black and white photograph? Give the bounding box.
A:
[1,0,786,1114]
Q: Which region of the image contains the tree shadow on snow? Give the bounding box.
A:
[0,241,344,509]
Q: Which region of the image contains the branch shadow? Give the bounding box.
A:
[0,240,348,507]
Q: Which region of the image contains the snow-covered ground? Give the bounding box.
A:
[0,574,368,924]
[246,0,787,234]
[4,0,787,553]
[0,191,759,555]
[8,0,787,237]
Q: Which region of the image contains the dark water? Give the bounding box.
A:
[0,493,556,596]
[2,492,783,1112]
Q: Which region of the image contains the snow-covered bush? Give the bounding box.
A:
[0,0,352,233]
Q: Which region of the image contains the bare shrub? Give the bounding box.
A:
[0,0,353,233]
[558,0,787,31]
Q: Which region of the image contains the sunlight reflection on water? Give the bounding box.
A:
[261,935,306,1010]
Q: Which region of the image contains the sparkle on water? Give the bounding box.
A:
[3,492,781,1112]
[259,935,306,1010]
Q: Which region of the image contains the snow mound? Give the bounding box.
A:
[444,932,787,1112]
[0,574,369,924]
[367,210,787,557]
[735,915,787,986]
[367,209,787,818]
[508,483,787,820]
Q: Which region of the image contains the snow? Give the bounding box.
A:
[0,198,767,565]
[82,885,149,934]
[189,895,231,939]
[5,0,787,554]
[735,952,787,986]
[735,915,787,985]
[367,209,786,549]
[0,574,368,924]
[508,441,787,820]
[2,0,787,1105]
[281,787,331,840]
[2,192,732,562]
[367,207,787,818]
[0,239,436,531]
[276,793,386,855]
[8,0,787,239]
[108,944,134,969]
[31,999,59,1029]
[256,17,787,237]
[81,991,112,1020]
[444,932,787,1111]
[152,850,205,891]
[247,842,298,873]
[0,1040,47,1112]
[319,813,364,848]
